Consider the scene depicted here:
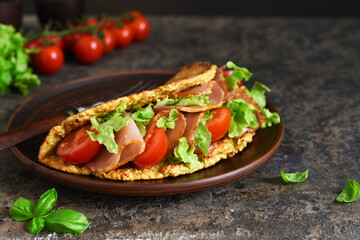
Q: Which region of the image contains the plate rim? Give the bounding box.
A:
[8,71,284,196]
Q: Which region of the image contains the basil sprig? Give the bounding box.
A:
[9,188,88,235]
[280,170,309,183]
[336,179,360,203]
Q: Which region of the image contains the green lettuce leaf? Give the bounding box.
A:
[0,23,40,95]
[132,104,155,136]
[225,61,252,90]
[249,81,271,109]
[168,137,198,170]
[155,94,212,108]
[194,111,213,155]
[157,109,178,131]
[261,108,280,128]
[223,99,259,138]
[88,101,132,154]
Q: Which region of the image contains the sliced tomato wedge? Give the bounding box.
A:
[57,124,102,164]
[206,107,231,142]
[132,127,168,168]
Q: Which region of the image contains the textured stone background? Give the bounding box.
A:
[0,16,360,239]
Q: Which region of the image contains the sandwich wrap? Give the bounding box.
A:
[38,62,280,181]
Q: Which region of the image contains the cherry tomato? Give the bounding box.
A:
[63,32,85,53]
[112,24,133,48]
[223,70,243,87]
[24,40,42,63]
[34,45,64,75]
[129,10,143,18]
[74,35,103,64]
[101,28,116,54]
[38,35,64,49]
[57,124,102,164]
[130,16,150,42]
[206,107,231,142]
[132,127,168,168]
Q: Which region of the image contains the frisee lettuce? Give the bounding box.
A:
[154,94,212,108]
[0,24,40,95]
[157,109,179,131]
[225,61,252,90]
[132,104,155,136]
[87,101,131,154]
[194,111,213,155]
[168,137,199,170]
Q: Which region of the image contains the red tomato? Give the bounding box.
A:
[57,124,102,164]
[38,35,64,49]
[101,29,116,54]
[63,32,85,53]
[74,35,103,64]
[112,24,134,48]
[24,40,42,63]
[223,70,242,87]
[86,17,98,26]
[130,17,150,42]
[132,127,168,168]
[129,10,143,18]
[206,107,231,142]
[34,45,64,75]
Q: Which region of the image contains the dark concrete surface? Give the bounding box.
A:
[1,15,360,239]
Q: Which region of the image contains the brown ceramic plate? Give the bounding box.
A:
[8,71,284,196]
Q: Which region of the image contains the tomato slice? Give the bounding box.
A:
[57,124,102,164]
[206,107,231,142]
[132,127,168,168]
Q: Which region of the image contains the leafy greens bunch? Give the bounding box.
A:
[9,188,88,234]
[0,24,40,95]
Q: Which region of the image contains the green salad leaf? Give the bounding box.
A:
[168,137,199,170]
[0,23,40,95]
[225,61,252,90]
[281,170,309,183]
[9,188,89,235]
[223,99,258,138]
[261,108,281,128]
[194,111,213,155]
[336,179,360,203]
[132,104,155,136]
[155,94,212,108]
[88,101,132,154]
[157,109,179,131]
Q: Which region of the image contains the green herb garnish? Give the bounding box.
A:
[280,170,309,183]
[9,188,88,234]
[336,179,360,203]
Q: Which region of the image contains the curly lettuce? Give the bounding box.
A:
[168,137,199,170]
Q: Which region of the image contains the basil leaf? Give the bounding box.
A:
[194,111,213,155]
[281,170,309,183]
[35,188,58,216]
[336,179,360,203]
[9,197,35,221]
[28,217,45,234]
[225,61,252,90]
[157,109,178,131]
[45,209,89,234]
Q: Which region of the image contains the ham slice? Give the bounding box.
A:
[214,67,229,93]
[171,81,214,98]
[144,110,187,159]
[182,112,206,147]
[85,119,145,172]
[154,81,224,113]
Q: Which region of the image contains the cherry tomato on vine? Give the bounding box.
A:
[34,45,64,75]
[130,16,150,42]
[63,32,85,53]
[129,10,143,18]
[206,107,231,142]
[112,24,133,48]
[74,35,103,64]
[24,39,42,63]
[101,28,116,54]
[57,124,102,164]
[132,127,168,168]
[38,35,64,49]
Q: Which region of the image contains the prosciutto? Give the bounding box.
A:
[182,112,206,147]
[154,81,225,113]
[85,119,145,172]
[171,81,214,98]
